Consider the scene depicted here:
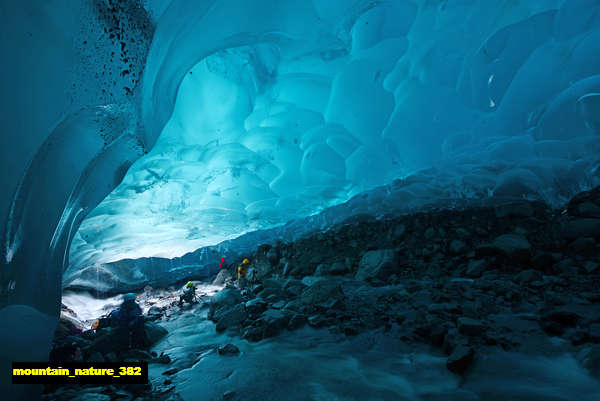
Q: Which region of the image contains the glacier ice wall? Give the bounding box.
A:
[70,0,600,270]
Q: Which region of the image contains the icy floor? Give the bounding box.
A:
[63,286,600,401]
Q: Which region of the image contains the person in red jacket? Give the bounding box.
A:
[219,257,226,269]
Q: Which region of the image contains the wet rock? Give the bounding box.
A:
[245,298,267,315]
[515,269,543,284]
[216,304,247,332]
[212,269,234,286]
[483,234,531,260]
[300,279,343,305]
[145,306,163,322]
[209,288,242,318]
[153,352,171,364]
[446,345,475,375]
[569,200,600,218]
[569,237,596,254]
[241,326,264,342]
[457,317,486,336]
[315,262,349,276]
[589,324,600,343]
[449,240,467,255]
[584,262,599,274]
[579,345,600,380]
[562,218,600,240]
[217,344,240,356]
[465,260,487,278]
[355,249,398,281]
[88,352,105,362]
[262,309,289,338]
[145,322,168,346]
[543,307,582,328]
[288,314,306,330]
[495,202,534,218]
[307,315,329,328]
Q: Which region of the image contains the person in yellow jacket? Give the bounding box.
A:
[237,258,249,288]
[237,258,249,279]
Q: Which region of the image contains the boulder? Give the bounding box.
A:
[495,202,534,218]
[562,218,600,240]
[209,288,242,317]
[446,345,475,375]
[457,317,486,336]
[355,250,398,281]
[465,260,487,278]
[217,344,240,356]
[216,304,247,332]
[449,240,467,255]
[212,269,234,286]
[315,262,349,276]
[300,279,343,306]
[515,269,543,284]
[261,309,290,338]
[145,322,168,346]
[245,298,267,315]
[479,234,531,260]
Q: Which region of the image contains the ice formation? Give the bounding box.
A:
[2,0,600,322]
[67,0,600,273]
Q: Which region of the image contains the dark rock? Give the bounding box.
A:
[241,327,263,342]
[584,262,599,274]
[315,262,349,276]
[216,304,247,332]
[245,298,267,315]
[457,317,486,336]
[212,269,234,286]
[589,324,600,343]
[485,234,532,260]
[153,353,171,364]
[300,279,343,305]
[579,345,600,380]
[262,309,289,338]
[446,345,475,375]
[218,344,240,356]
[145,322,168,346]
[210,288,242,318]
[355,250,398,281]
[465,260,487,278]
[570,201,600,218]
[88,352,105,362]
[562,218,600,240]
[307,315,329,328]
[515,269,543,284]
[449,240,467,255]
[288,314,306,330]
[146,306,163,320]
[495,202,534,218]
[543,308,582,328]
[162,368,178,376]
[569,237,596,254]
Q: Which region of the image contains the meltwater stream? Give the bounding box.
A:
[64,286,600,401]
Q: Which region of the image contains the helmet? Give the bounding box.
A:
[122,293,136,303]
[243,258,250,265]
[186,281,194,288]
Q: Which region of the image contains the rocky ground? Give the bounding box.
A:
[45,187,600,400]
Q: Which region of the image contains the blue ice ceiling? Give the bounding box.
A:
[2,0,600,298]
[68,0,600,269]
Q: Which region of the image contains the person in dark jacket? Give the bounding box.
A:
[108,293,148,351]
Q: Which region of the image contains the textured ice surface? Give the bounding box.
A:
[68,0,600,271]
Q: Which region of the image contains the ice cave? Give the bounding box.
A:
[1,0,600,400]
